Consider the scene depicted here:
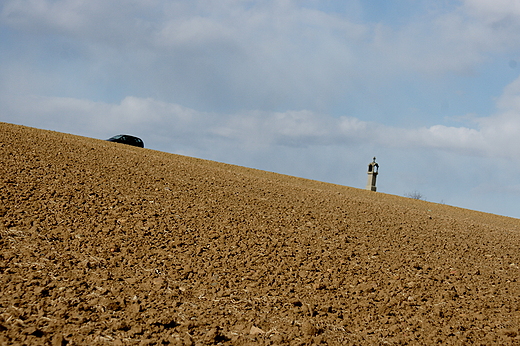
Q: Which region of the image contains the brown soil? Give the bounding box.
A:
[1,122,519,345]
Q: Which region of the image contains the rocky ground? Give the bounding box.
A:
[0,122,519,345]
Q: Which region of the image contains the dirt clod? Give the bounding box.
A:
[249,325,265,335]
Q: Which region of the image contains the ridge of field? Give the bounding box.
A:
[1,122,519,345]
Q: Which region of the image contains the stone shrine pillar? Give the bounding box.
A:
[366,157,379,191]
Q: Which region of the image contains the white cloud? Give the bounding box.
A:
[3,90,519,161]
[155,16,234,48]
[0,0,387,112]
[464,0,520,24]
[1,0,154,38]
[495,75,520,111]
[3,0,517,119]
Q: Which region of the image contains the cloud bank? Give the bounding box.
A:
[2,87,519,161]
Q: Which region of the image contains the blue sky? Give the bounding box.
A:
[2,0,520,218]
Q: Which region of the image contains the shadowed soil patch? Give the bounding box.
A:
[1,122,519,345]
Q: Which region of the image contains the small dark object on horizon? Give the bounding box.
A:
[106,134,144,148]
[404,191,424,200]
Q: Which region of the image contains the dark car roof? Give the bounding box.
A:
[106,134,144,148]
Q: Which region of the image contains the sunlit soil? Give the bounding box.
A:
[1,122,519,345]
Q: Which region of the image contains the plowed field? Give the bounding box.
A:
[1,122,519,345]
